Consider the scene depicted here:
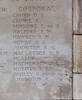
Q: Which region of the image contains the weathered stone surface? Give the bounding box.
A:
[73,0,80,34]
[0,0,72,100]
[73,74,82,99]
[73,0,82,34]
[73,35,82,72]
[80,0,82,33]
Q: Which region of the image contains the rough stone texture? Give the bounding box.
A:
[73,74,82,99]
[80,0,82,33]
[0,0,72,100]
[73,0,82,34]
[73,35,82,72]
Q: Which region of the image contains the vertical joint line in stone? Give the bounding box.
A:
[72,35,74,99]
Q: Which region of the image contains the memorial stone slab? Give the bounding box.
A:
[0,0,72,100]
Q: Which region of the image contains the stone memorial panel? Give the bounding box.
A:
[0,0,72,100]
